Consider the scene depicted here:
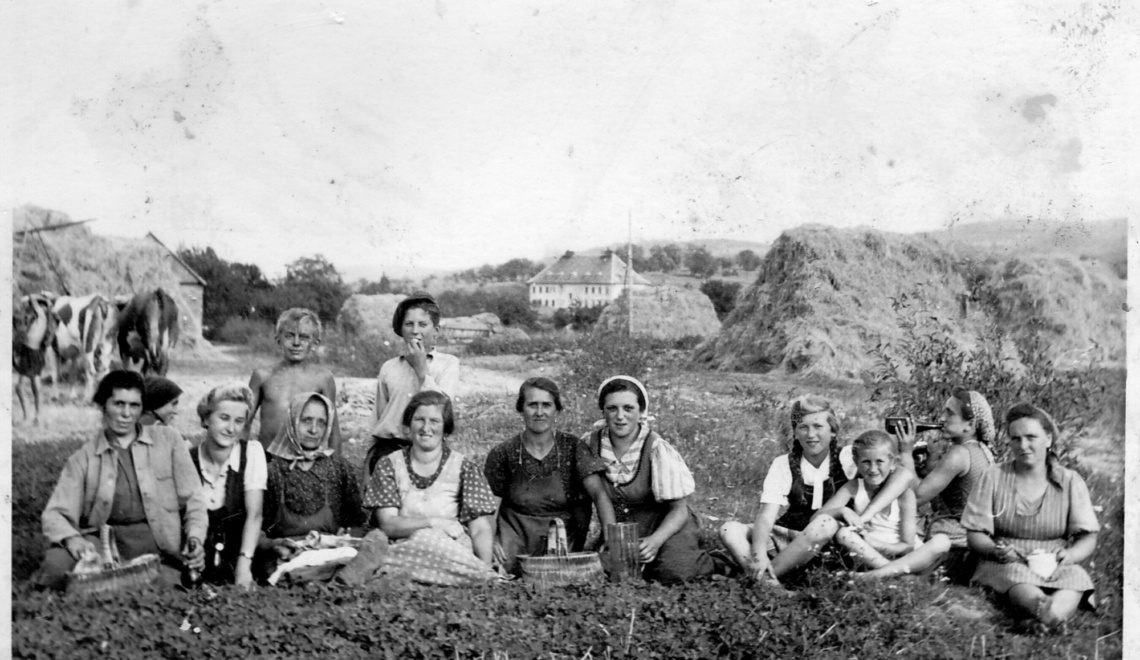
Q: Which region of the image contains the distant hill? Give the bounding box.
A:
[596,238,771,261]
[921,217,1126,278]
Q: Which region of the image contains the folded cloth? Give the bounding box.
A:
[268,547,358,586]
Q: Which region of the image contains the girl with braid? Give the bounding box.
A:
[719,395,857,586]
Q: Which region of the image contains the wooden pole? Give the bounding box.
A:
[626,211,633,337]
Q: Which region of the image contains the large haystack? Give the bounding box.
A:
[13,205,212,355]
[337,293,405,345]
[694,224,1126,378]
[595,285,721,340]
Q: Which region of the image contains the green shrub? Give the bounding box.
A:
[866,290,1119,465]
[214,317,277,352]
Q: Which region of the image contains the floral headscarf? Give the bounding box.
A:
[266,392,335,471]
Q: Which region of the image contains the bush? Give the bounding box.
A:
[866,290,1120,465]
[214,317,276,348]
[552,303,603,331]
[437,285,539,329]
[699,279,742,321]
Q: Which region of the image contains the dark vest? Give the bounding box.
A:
[776,454,848,532]
[191,442,248,584]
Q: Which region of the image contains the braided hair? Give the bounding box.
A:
[787,395,845,488]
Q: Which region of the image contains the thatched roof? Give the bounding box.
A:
[528,250,652,286]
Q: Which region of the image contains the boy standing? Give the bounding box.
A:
[365,292,459,476]
[246,309,342,451]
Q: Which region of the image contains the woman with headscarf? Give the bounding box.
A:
[356,390,498,586]
[962,403,1099,633]
[856,388,997,580]
[259,392,366,577]
[586,376,721,583]
[140,376,183,427]
[483,377,616,575]
[37,370,206,590]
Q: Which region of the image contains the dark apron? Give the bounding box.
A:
[495,445,591,574]
[191,442,248,584]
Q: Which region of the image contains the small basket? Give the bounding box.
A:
[66,525,160,596]
[518,519,604,589]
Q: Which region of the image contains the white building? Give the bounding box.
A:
[528,250,653,311]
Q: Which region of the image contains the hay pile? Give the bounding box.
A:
[595,285,721,340]
[694,224,1126,378]
[12,205,223,359]
[336,293,404,345]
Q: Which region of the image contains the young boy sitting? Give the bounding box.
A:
[246,308,341,451]
[364,292,459,476]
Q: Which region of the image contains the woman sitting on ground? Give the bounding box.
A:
[857,388,996,580]
[189,384,265,588]
[37,370,206,590]
[484,377,616,575]
[719,395,857,585]
[350,390,498,586]
[260,392,367,579]
[962,403,1099,633]
[586,376,722,583]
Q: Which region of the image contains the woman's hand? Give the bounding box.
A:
[65,535,98,562]
[492,541,508,569]
[273,538,302,560]
[747,554,773,583]
[181,537,206,572]
[837,508,865,533]
[892,417,917,454]
[429,518,466,540]
[1055,548,1072,567]
[638,534,665,564]
[234,561,254,589]
[993,542,1024,564]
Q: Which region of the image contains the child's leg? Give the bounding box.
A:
[857,533,951,579]
[718,521,753,570]
[834,527,889,570]
[769,516,839,578]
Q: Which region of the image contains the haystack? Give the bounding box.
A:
[337,294,404,345]
[694,224,1125,379]
[13,205,221,360]
[595,286,721,340]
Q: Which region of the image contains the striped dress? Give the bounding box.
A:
[960,461,1099,594]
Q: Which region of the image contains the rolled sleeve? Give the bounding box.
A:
[649,438,695,501]
[41,452,88,546]
[172,436,208,543]
[243,441,268,491]
[960,465,997,535]
[759,454,793,507]
[1065,470,1100,537]
[363,458,402,510]
[458,458,498,523]
[573,437,607,481]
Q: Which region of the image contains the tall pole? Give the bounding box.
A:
[626,211,633,337]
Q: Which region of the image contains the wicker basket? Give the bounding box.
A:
[518,519,604,589]
[66,525,160,596]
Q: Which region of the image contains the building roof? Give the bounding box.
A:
[528,250,653,286]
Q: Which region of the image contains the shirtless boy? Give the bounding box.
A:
[246,308,341,451]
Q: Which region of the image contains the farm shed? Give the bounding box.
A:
[527,250,653,312]
[144,232,207,340]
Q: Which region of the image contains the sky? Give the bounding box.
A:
[2,0,1135,280]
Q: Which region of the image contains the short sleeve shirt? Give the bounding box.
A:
[596,425,696,501]
[199,441,268,511]
[760,445,856,508]
[363,446,498,524]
